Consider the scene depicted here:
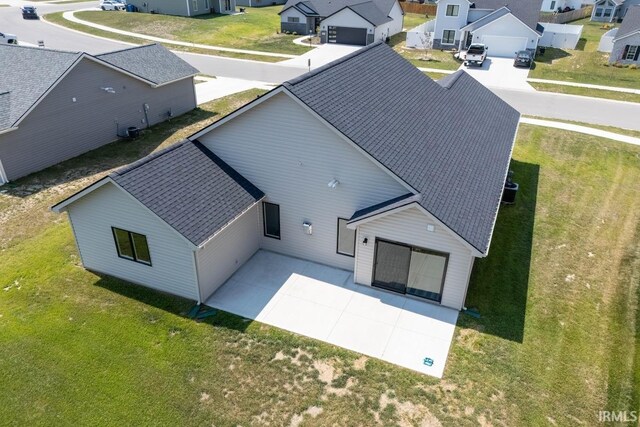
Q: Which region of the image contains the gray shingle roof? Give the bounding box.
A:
[472,0,543,33]
[616,5,640,39]
[461,7,511,32]
[96,43,198,86]
[110,140,264,246]
[0,45,81,130]
[283,43,519,254]
[281,0,396,21]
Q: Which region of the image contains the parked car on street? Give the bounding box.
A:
[100,1,125,10]
[513,50,533,68]
[0,32,17,44]
[21,6,38,19]
[464,44,487,67]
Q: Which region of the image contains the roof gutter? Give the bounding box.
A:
[0,126,18,136]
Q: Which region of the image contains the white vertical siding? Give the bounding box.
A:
[67,182,199,300]
[198,92,410,271]
[374,1,404,41]
[196,204,261,301]
[355,207,474,310]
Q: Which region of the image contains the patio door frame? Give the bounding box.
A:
[372,238,449,303]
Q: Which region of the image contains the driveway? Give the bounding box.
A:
[460,57,533,91]
[205,250,458,378]
[279,44,363,70]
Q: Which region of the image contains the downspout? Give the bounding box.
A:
[185,0,191,16]
[192,249,203,305]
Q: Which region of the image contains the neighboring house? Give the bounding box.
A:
[541,0,593,12]
[0,44,198,184]
[127,0,235,16]
[432,0,544,57]
[609,5,640,61]
[52,43,520,312]
[591,0,640,22]
[279,0,403,45]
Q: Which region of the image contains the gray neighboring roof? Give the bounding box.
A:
[109,140,264,246]
[615,5,640,39]
[280,0,397,21]
[472,0,544,33]
[282,43,519,254]
[461,7,511,32]
[96,43,198,86]
[0,43,198,131]
[346,1,394,25]
[0,91,11,130]
[0,45,81,130]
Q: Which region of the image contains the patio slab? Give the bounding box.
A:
[205,250,459,377]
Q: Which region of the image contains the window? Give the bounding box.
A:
[442,29,456,44]
[445,4,459,16]
[595,7,603,16]
[336,218,356,257]
[550,1,556,10]
[288,16,300,23]
[263,202,281,239]
[192,0,198,11]
[225,0,230,10]
[603,8,612,17]
[112,227,151,265]
[624,45,640,61]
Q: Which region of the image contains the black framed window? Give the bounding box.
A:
[603,8,612,17]
[445,4,459,16]
[595,7,603,17]
[288,16,300,23]
[263,202,281,239]
[624,45,639,61]
[112,227,151,265]
[442,30,456,44]
[336,218,356,257]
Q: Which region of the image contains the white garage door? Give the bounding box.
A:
[481,35,527,58]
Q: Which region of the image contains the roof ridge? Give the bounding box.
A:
[0,43,82,56]
[111,139,190,176]
[284,42,385,87]
[96,43,160,57]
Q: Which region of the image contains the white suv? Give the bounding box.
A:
[100,1,124,10]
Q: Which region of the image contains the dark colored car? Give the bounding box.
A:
[21,6,39,19]
[514,50,532,68]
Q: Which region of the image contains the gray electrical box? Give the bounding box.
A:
[303,221,312,235]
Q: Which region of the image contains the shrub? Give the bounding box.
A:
[630,64,637,70]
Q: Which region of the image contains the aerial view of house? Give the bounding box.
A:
[279,0,404,44]
[0,43,197,184]
[431,0,544,56]
[2,0,639,424]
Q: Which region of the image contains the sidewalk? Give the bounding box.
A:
[63,9,297,59]
[194,76,274,105]
[527,78,640,95]
[520,117,640,146]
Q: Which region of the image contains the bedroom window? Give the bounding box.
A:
[442,30,455,44]
[263,202,281,239]
[625,45,639,61]
[336,218,356,257]
[595,7,603,16]
[603,8,612,17]
[288,16,300,23]
[112,227,151,265]
[192,0,198,11]
[445,4,459,16]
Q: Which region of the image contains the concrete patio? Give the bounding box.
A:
[205,250,459,378]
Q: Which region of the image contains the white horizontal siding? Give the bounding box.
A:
[321,9,374,33]
[471,14,540,52]
[196,204,261,301]
[67,182,199,300]
[198,92,410,271]
[355,206,474,310]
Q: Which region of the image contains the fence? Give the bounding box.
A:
[539,6,593,24]
[399,1,437,16]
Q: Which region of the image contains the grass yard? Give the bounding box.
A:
[530,18,640,89]
[72,7,310,55]
[1,91,639,425]
[44,12,286,62]
[529,82,640,103]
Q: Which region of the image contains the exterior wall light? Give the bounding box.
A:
[328,179,339,189]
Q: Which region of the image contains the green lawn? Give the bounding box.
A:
[1,92,639,425]
[390,34,462,71]
[530,18,640,89]
[72,7,310,55]
[529,82,640,103]
[403,12,430,31]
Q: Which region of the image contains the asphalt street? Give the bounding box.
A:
[2,0,640,131]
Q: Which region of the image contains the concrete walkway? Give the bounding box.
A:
[527,78,640,95]
[63,8,296,59]
[520,117,640,146]
[418,67,455,74]
[194,76,274,105]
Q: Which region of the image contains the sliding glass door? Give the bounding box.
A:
[373,239,448,303]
